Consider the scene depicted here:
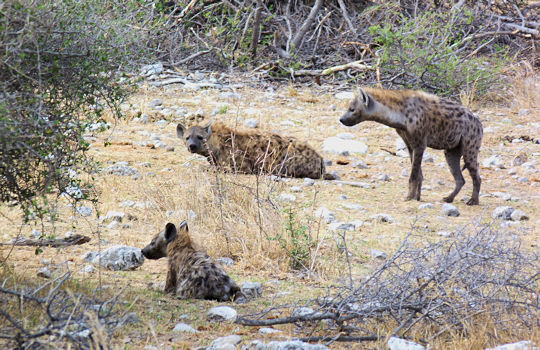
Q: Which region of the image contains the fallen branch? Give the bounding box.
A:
[170,49,213,66]
[290,61,374,77]
[2,234,90,247]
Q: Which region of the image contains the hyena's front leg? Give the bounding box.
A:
[164,268,177,294]
[406,147,425,201]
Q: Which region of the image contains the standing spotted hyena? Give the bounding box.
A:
[141,221,242,301]
[177,121,335,180]
[340,87,483,205]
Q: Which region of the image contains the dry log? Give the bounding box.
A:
[2,234,90,247]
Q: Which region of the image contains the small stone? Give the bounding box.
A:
[328,222,355,231]
[437,231,452,237]
[40,259,51,265]
[259,327,282,334]
[243,340,267,350]
[322,137,368,154]
[370,213,395,223]
[337,132,355,139]
[401,169,409,177]
[442,203,460,217]
[512,152,528,167]
[241,282,263,299]
[77,206,93,217]
[517,109,531,117]
[492,192,512,201]
[173,323,197,333]
[508,168,518,175]
[418,203,434,209]
[30,229,41,238]
[107,221,119,229]
[378,173,390,181]
[339,194,347,200]
[483,155,505,169]
[279,193,296,202]
[207,306,237,322]
[82,265,95,273]
[315,207,335,224]
[351,160,369,169]
[208,335,242,350]
[148,99,163,108]
[187,210,198,220]
[486,340,537,350]
[371,249,387,260]
[139,114,149,124]
[518,176,529,183]
[292,307,314,317]
[290,186,302,193]
[395,137,407,151]
[37,267,51,279]
[492,206,515,220]
[510,209,529,221]
[101,211,126,223]
[303,178,315,186]
[340,203,364,210]
[245,118,259,128]
[267,341,329,350]
[84,245,144,271]
[324,159,332,166]
[423,152,434,163]
[217,257,234,266]
[388,337,425,350]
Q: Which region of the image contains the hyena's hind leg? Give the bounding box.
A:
[463,149,481,205]
[443,148,465,204]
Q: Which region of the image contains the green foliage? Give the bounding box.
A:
[268,208,314,270]
[369,9,512,96]
[0,0,154,217]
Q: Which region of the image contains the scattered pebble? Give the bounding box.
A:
[371,249,387,260]
[388,337,425,350]
[492,206,514,220]
[217,257,234,266]
[244,118,259,128]
[315,207,336,224]
[290,186,302,193]
[418,203,434,209]
[207,306,237,322]
[279,193,296,202]
[510,209,529,221]
[370,213,395,223]
[37,267,51,279]
[351,159,369,169]
[303,178,315,186]
[442,203,460,217]
[173,323,197,333]
[241,282,263,299]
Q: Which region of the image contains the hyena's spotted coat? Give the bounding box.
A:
[340,87,483,205]
[141,221,241,301]
[177,121,334,179]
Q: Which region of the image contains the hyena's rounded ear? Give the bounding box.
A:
[178,220,188,232]
[176,124,186,139]
[204,120,214,136]
[358,88,370,107]
[164,223,178,242]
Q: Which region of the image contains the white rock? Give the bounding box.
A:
[510,209,529,221]
[30,229,41,238]
[315,207,336,224]
[351,159,369,169]
[322,137,368,154]
[292,307,314,317]
[207,306,237,322]
[350,219,364,229]
[279,193,296,202]
[442,203,460,217]
[259,327,282,334]
[437,231,452,237]
[241,282,263,299]
[107,221,119,229]
[483,155,505,169]
[388,337,425,350]
[418,203,434,209]
[303,178,315,186]
[492,192,512,201]
[290,186,302,193]
[81,265,95,274]
[209,335,242,350]
[492,206,515,220]
[395,137,407,151]
[378,173,390,181]
[172,322,197,333]
[245,118,259,128]
[37,267,51,279]
[217,257,234,266]
[77,206,93,217]
[337,132,355,139]
[244,340,267,350]
[84,245,144,271]
[101,211,126,223]
[370,213,395,223]
[148,99,163,108]
[328,222,355,231]
[486,341,538,350]
[334,91,355,100]
[267,341,329,350]
[341,203,364,211]
[371,249,387,260]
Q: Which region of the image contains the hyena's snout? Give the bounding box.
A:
[339,112,357,127]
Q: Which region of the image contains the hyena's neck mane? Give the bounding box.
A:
[167,233,196,256]
[362,88,437,130]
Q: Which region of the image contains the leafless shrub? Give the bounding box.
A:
[236,223,539,345]
[0,271,136,349]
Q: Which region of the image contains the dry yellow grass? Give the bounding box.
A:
[0,73,539,349]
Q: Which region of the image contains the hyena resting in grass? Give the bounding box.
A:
[340,88,483,205]
[141,221,242,301]
[177,121,335,179]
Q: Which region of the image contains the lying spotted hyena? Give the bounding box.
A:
[340,87,483,205]
[141,221,242,301]
[177,121,334,179]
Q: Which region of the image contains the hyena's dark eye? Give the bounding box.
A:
[197,135,203,140]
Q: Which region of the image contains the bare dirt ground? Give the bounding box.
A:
[1,73,539,349]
